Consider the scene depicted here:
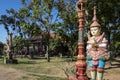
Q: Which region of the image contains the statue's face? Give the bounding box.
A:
[90,27,100,36]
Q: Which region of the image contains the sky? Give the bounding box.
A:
[0,0,22,43]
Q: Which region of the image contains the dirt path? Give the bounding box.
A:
[0,66,37,80]
[0,66,23,80]
[0,66,65,80]
[103,59,120,80]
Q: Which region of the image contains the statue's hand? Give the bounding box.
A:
[90,37,96,44]
[90,37,98,48]
[92,43,98,48]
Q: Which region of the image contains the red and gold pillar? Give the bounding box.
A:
[75,0,89,80]
[69,0,89,80]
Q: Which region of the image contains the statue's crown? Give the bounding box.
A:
[90,6,101,28]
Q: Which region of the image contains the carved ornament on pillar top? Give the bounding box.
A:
[76,0,86,11]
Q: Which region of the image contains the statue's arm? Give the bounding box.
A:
[98,37,108,48]
[86,44,92,50]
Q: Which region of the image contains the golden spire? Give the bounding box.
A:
[90,6,101,28]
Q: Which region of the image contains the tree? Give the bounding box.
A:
[19,0,62,62]
[0,0,120,60]
[12,36,26,57]
[55,0,78,58]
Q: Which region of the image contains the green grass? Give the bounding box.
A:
[37,76,66,80]
[29,74,66,80]
[19,74,66,80]
[19,76,29,80]
[0,56,120,80]
[0,56,75,80]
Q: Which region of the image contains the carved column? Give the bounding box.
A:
[68,0,89,80]
[75,0,89,80]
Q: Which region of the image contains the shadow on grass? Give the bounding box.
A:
[105,58,120,70]
[18,60,37,64]
[16,56,77,65]
[28,73,66,80]
[31,57,47,60]
[112,58,120,63]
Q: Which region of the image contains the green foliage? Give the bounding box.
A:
[55,0,78,56]
[12,36,26,51]
[49,38,62,51]
[0,0,120,57]
[18,8,30,17]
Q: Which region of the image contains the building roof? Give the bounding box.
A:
[28,35,42,41]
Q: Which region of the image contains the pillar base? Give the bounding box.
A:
[68,75,90,80]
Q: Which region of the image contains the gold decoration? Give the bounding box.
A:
[77,54,85,59]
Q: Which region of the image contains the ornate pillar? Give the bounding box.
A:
[75,0,89,80]
[68,0,89,80]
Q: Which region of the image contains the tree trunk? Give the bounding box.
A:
[46,45,50,62]
[3,57,6,64]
